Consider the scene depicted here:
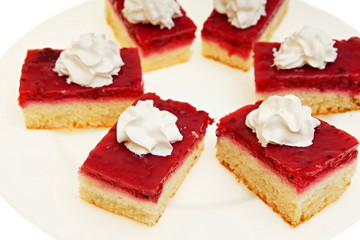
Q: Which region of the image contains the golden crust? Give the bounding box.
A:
[216,136,356,227]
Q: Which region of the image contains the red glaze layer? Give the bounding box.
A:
[216,101,359,193]
[201,0,286,59]
[79,93,213,202]
[254,37,360,93]
[109,0,197,56]
[18,48,144,107]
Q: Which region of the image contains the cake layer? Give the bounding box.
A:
[79,93,212,202]
[23,98,134,129]
[257,90,360,115]
[201,0,288,70]
[202,40,254,71]
[254,37,360,114]
[216,101,359,193]
[106,0,197,72]
[136,45,192,72]
[79,139,204,226]
[19,48,143,106]
[216,136,357,226]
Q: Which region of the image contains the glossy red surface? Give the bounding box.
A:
[109,0,197,56]
[216,102,359,193]
[201,0,286,58]
[254,37,360,93]
[18,48,143,107]
[79,93,212,202]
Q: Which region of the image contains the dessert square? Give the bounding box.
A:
[216,99,358,226]
[78,92,212,225]
[201,0,289,71]
[254,37,360,115]
[105,0,197,72]
[18,47,143,129]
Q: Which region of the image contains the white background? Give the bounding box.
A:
[0,0,359,239]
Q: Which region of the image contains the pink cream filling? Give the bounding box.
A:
[20,96,135,108]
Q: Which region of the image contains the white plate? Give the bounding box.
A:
[0,0,359,239]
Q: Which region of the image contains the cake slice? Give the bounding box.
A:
[18,36,143,129]
[78,92,212,225]
[254,30,360,114]
[216,96,358,227]
[201,0,289,71]
[105,0,197,72]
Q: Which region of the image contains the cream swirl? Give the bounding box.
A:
[54,33,124,88]
[116,100,183,156]
[214,0,267,29]
[245,95,320,147]
[122,0,182,29]
[273,26,338,69]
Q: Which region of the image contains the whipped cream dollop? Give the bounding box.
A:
[116,100,183,156]
[54,33,124,88]
[214,0,267,29]
[122,0,182,29]
[273,26,338,70]
[245,95,320,147]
